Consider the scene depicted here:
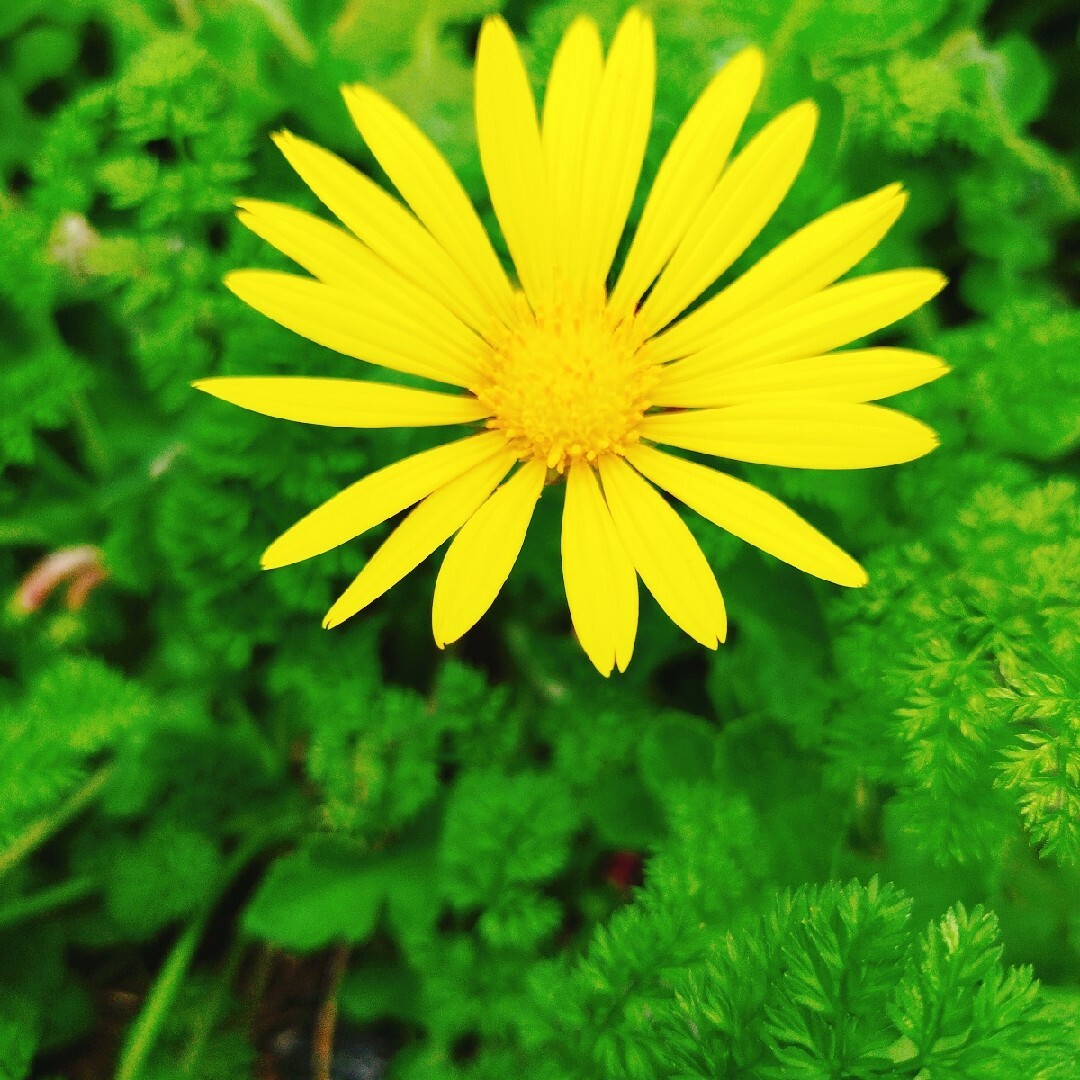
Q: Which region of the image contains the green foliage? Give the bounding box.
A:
[1,0,1078,1077]
[242,839,409,949]
[0,657,148,846]
[656,881,1073,1079]
[830,477,1079,867]
[442,770,578,908]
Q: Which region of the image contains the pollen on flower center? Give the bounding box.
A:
[474,295,657,472]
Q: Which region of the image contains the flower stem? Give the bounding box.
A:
[114,843,259,1080]
[179,935,246,1075]
[115,915,206,1080]
[0,765,114,880]
[237,0,315,64]
[0,876,98,931]
[312,944,351,1080]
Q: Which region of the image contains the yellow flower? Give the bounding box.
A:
[195,9,948,675]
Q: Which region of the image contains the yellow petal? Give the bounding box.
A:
[596,455,726,648]
[237,199,382,289]
[542,16,604,297]
[656,269,948,405]
[573,9,656,298]
[635,100,818,340]
[561,459,639,676]
[432,460,546,647]
[224,269,482,388]
[270,131,494,334]
[342,84,516,326]
[475,16,553,308]
[641,401,940,469]
[684,348,951,406]
[192,377,490,428]
[650,183,908,363]
[624,443,867,587]
[608,46,763,318]
[323,448,517,629]
[262,430,507,569]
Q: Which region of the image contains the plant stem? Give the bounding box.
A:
[115,915,207,1080]
[239,0,315,64]
[0,876,98,932]
[70,391,109,474]
[180,935,246,1075]
[312,944,351,1080]
[113,842,262,1080]
[0,765,114,879]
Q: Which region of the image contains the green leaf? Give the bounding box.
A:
[105,823,223,938]
[242,840,386,950]
[441,771,578,908]
[638,713,718,798]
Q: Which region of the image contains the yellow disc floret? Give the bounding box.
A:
[474,295,658,472]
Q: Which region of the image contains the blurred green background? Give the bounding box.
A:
[1,0,1078,1077]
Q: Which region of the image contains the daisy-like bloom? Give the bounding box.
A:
[195,9,948,675]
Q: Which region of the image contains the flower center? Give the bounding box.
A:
[474,295,657,472]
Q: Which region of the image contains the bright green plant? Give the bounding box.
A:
[1,0,1077,1077]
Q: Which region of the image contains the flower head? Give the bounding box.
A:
[195,9,948,675]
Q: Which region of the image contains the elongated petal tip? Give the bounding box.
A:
[725,44,765,86]
[564,12,600,37]
[846,564,870,588]
[791,98,821,135]
[925,270,949,297]
[234,197,274,218]
[269,130,298,155]
[478,12,511,46]
[191,378,255,406]
[583,644,615,678]
[261,543,297,571]
[222,269,248,297]
[622,7,654,40]
[341,81,380,121]
[340,80,368,100]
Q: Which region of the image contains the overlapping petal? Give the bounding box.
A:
[475,16,554,307]
[641,401,939,469]
[224,269,483,388]
[343,84,517,326]
[237,199,388,289]
[323,447,517,628]
[696,348,950,405]
[609,46,763,317]
[193,377,489,428]
[542,16,604,295]
[262,431,507,570]
[271,131,494,333]
[573,9,655,298]
[635,100,818,340]
[655,269,947,405]
[650,183,908,363]
[625,443,866,586]
[562,460,639,675]
[597,455,726,648]
[432,460,546,647]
